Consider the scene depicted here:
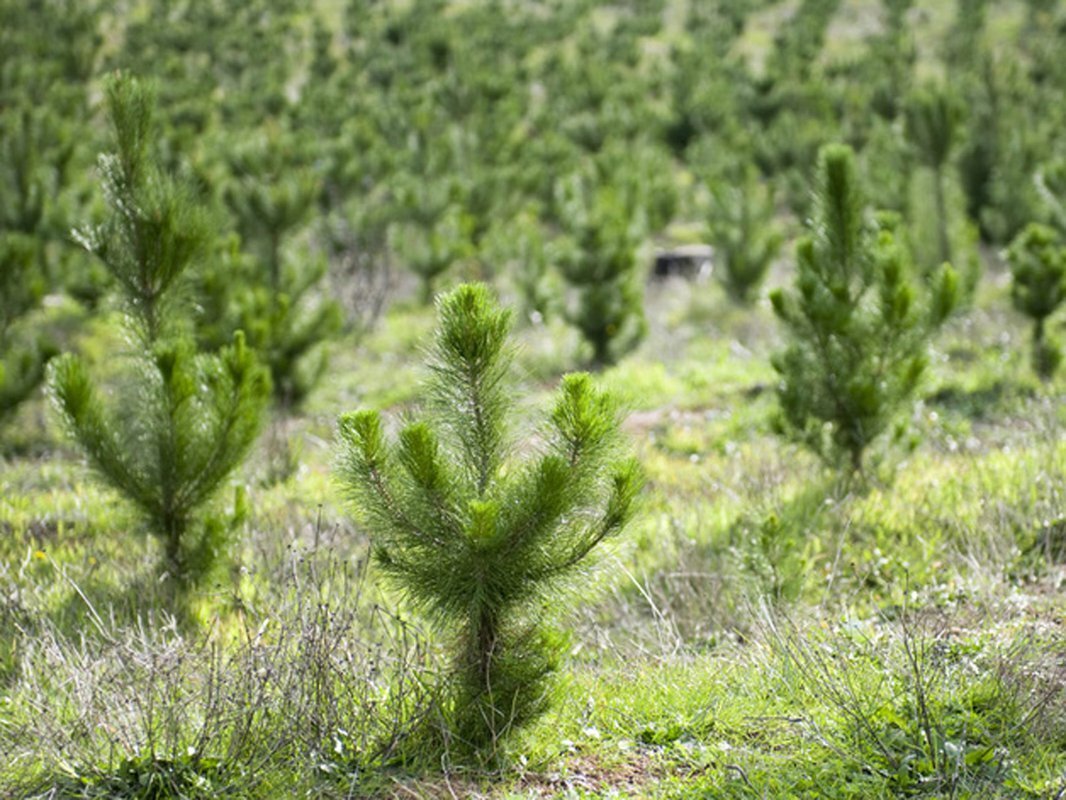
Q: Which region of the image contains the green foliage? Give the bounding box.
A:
[905,83,963,176]
[1035,159,1066,235]
[902,82,981,298]
[555,182,646,366]
[0,101,84,425]
[481,210,556,325]
[201,244,342,410]
[337,283,641,749]
[389,180,475,304]
[1006,223,1066,380]
[55,750,230,800]
[0,234,52,425]
[704,164,783,304]
[957,55,1042,245]
[770,144,959,474]
[48,74,270,581]
[765,0,841,82]
[947,0,990,68]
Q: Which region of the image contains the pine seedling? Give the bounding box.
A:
[211,128,342,408]
[904,83,979,299]
[0,233,52,426]
[48,74,270,582]
[905,83,961,265]
[481,210,556,325]
[770,144,958,475]
[1005,223,1066,380]
[337,283,642,751]
[704,165,783,305]
[390,203,474,304]
[389,177,475,304]
[555,182,646,366]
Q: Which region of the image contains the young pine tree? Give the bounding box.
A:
[904,82,980,299]
[390,177,475,304]
[704,164,784,305]
[1005,223,1066,380]
[48,74,270,581]
[337,284,641,750]
[390,203,474,305]
[770,144,958,475]
[210,128,342,408]
[555,182,646,366]
[481,210,556,325]
[0,234,52,427]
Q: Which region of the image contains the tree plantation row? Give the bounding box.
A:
[4,0,1066,429]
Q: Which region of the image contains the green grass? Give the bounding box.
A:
[3,252,1065,797]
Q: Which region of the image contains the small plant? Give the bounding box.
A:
[1005,223,1066,380]
[48,74,270,582]
[337,283,641,750]
[769,608,1066,797]
[0,234,52,428]
[207,128,343,409]
[555,182,646,366]
[904,85,959,258]
[770,144,958,475]
[704,164,784,305]
[903,82,980,299]
[390,202,474,304]
[481,210,556,325]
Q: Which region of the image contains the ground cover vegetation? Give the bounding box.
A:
[1,0,1065,797]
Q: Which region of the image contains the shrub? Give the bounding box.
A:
[1005,223,1066,380]
[48,74,270,582]
[337,283,641,751]
[770,144,958,475]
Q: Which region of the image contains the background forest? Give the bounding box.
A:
[2,0,1066,797]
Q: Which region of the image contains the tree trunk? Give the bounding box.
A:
[934,168,951,267]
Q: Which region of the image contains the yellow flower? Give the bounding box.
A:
[33,550,47,561]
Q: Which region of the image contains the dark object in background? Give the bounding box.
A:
[652,244,713,280]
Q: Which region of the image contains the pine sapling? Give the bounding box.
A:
[704,164,783,304]
[208,129,342,408]
[904,82,979,298]
[555,183,646,366]
[390,203,473,304]
[1035,160,1066,235]
[481,210,556,325]
[770,144,958,475]
[1005,223,1066,380]
[337,283,641,751]
[389,177,475,304]
[0,235,57,430]
[905,84,960,265]
[48,74,270,582]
